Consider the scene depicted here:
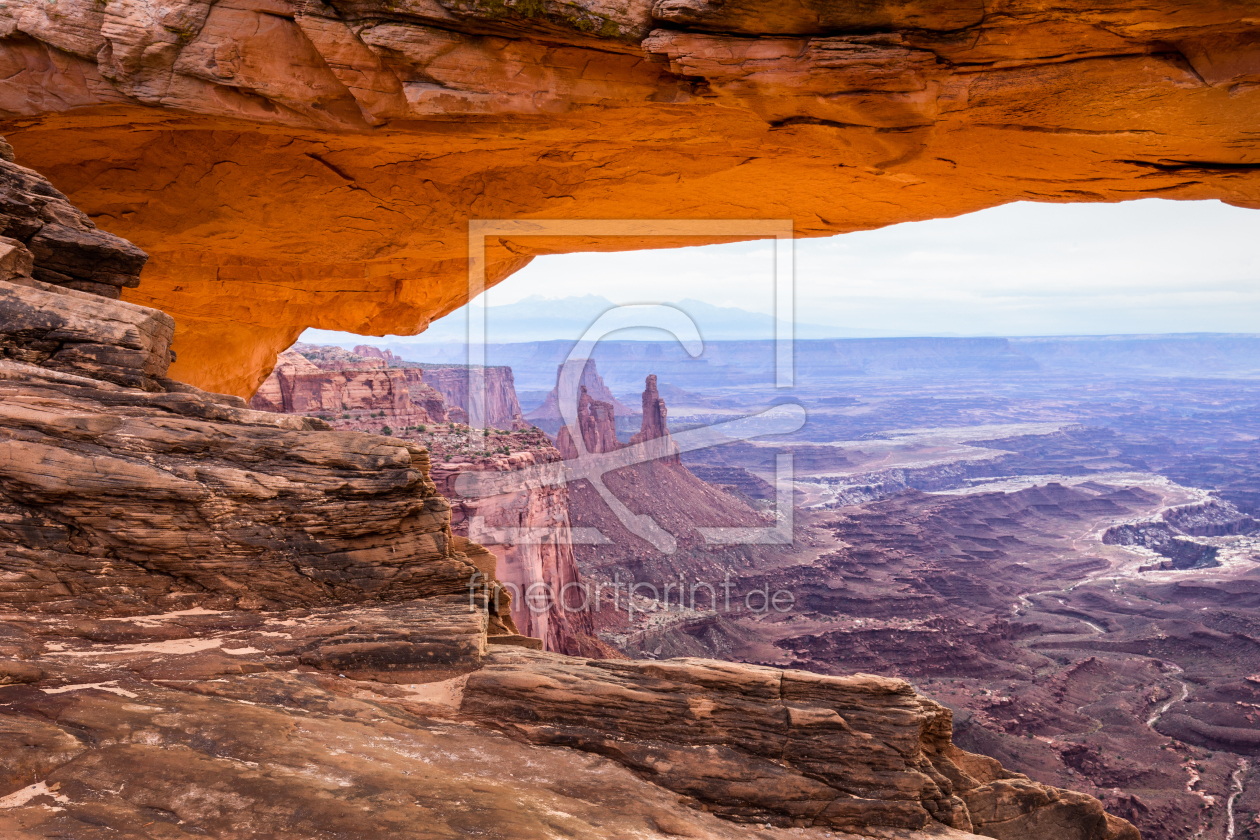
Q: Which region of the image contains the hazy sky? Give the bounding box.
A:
[490,199,1260,336]
[307,198,1260,343]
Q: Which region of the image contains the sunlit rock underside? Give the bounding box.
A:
[1,0,1257,395]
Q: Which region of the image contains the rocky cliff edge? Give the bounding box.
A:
[0,153,1138,839]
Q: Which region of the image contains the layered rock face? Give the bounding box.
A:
[244,343,584,650]
[0,565,1143,840]
[4,0,1257,395]
[431,449,592,655]
[0,154,1142,838]
[0,605,1140,839]
[0,157,489,615]
[249,345,449,425]
[0,153,146,300]
[528,359,635,424]
[420,364,524,428]
[465,649,1139,838]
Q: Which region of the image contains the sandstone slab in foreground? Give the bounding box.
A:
[0,600,1138,839]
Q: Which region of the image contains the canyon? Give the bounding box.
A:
[249,342,588,652]
[417,363,525,429]
[507,339,1260,840]
[249,344,449,425]
[250,343,527,429]
[238,316,1260,840]
[2,1,1258,836]
[0,150,1142,838]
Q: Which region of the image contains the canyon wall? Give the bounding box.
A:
[421,365,525,429]
[0,158,496,617]
[247,344,586,653]
[2,1,1257,394]
[249,345,450,426]
[431,449,593,655]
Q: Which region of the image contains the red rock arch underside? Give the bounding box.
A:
[2,0,1258,396]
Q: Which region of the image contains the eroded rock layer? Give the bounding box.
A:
[2,0,1257,394]
[244,342,585,651]
[0,150,1142,839]
[420,364,526,429]
[0,600,1139,839]
[249,345,450,426]
[432,449,591,654]
[0,156,489,615]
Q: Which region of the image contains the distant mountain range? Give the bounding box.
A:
[300,334,1260,401]
[376,295,904,344]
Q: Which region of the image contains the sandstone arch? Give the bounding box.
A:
[2,0,1257,395]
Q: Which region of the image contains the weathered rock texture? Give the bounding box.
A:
[465,648,1139,838]
[0,157,502,616]
[248,345,450,425]
[431,448,592,655]
[4,0,1257,395]
[243,343,590,653]
[420,364,525,428]
[0,601,1139,839]
[1,261,174,392]
[0,155,1138,839]
[0,292,485,613]
[0,155,146,300]
[528,358,635,423]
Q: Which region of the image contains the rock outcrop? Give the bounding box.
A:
[556,385,624,460]
[353,345,400,363]
[0,157,494,616]
[244,344,586,652]
[628,373,679,465]
[528,359,635,425]
[431,447,592,655]
[0,151,1141,839]
[464,649,1140,838]
[5,0,1257,395]
[249,344,449,425]
[420,365,525,429]
[0,599,1139,840]
[0,155,147,300]
[560,374,774,580]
